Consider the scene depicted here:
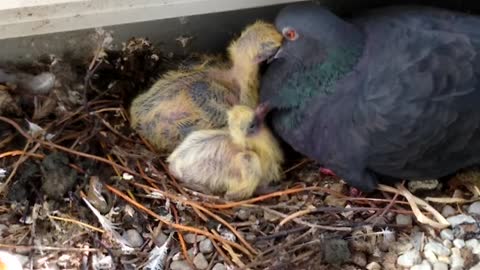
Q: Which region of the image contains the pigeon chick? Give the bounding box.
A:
[130,21,282,153]
[260,3,480,192]
[167,104,284,200]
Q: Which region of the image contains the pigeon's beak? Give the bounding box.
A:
[267,47,283,63]
[255,102,271,122]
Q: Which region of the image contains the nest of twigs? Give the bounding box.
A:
[0,30,478,270]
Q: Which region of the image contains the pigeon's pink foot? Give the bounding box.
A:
[319,167,337,177]
[349,187,363,197]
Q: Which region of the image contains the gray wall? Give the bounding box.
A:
[1,0,480,64]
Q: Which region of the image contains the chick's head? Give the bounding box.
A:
[228,21,283,64]
[227,104,269,142]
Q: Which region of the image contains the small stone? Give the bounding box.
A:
[424,241,451,257]
[441,205,456,217]
[424,249,438,264]
[155,232,168,246]
[440,229,454,241]
[199,239,213,254]
[397,249,422,267]
[122,229,144,248]
[187,247,196,259]
[323,239,351,265]
[366,262,381,270]
[324,195,347,207]
[432,262,448,270]
[184,234,206,244]
[236,209,250,221]
[411,260,432,270]
[245,233,256,242]
[447,214,476,227]
[193,253,208,270]
[470,262,480,270]
[0,224,7,235]
[450,248,464,269]
[263,210,279,222]
[468,201,480,215]
[212,263,227,270]
[466,239,480,254]
[396,214,413,226]
[453,239,465,249]
[351,252,367,267]
[437,256,451,265]
[442,239,452,249]
[170,260,193,270]
[408,179,439,193]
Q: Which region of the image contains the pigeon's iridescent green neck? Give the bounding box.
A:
[274,46,363,129]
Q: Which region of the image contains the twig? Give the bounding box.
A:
[47,215,104,233]
[105,184,253,258]
[377,184,450,229]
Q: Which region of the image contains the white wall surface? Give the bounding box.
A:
[0,0,306,39]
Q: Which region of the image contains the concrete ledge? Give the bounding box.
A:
[0,0,307,40]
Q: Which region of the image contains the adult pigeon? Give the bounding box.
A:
[260,3,480,192]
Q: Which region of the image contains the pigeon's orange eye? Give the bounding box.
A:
[283,28,298,41]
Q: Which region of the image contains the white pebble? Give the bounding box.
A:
[466,239,480,254]
[440,229,454,241]
[424,241,451,257]
[122,229,144,248]
[199,239,213,254]
[411,260,432,270]
[453,239,465,249]
[467,201,480,215]
[441,205,456,217]
[450,247,464,269]
[397,249,422,267]
[442,239,452,249]
[184,234,206,244]
[396,214,413,226]
[447,214,476,227]
[193,253,208,270]
[212,263,227,270]
[366,262,381,270]
[437,256,451,265]
[424,249,438,264]
[432,262,448,270]
[469,261,480,270]
[170,260,193,270]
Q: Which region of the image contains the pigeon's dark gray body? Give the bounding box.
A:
[261,3,480,191]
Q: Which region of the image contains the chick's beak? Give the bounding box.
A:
[267,47,283,63]
[255,102,271,122]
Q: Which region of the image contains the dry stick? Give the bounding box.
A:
[377,184,450,229]
[155,160,210,222]
[201,186,330,210]
[47,215,104,233]
[0,244,98,253]
[133,182,257,256]
[259,206,352,232]
[211,230,247,269]
[171,206,196,270]
[105,184,253,257]
[278,208,316,228]
[0,116,254,257]
[0,150,44,159]
[0,141,39,195]
[209,233,234,267]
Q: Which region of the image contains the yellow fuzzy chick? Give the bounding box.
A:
[130,21,282,152]
[167,104,284,200]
